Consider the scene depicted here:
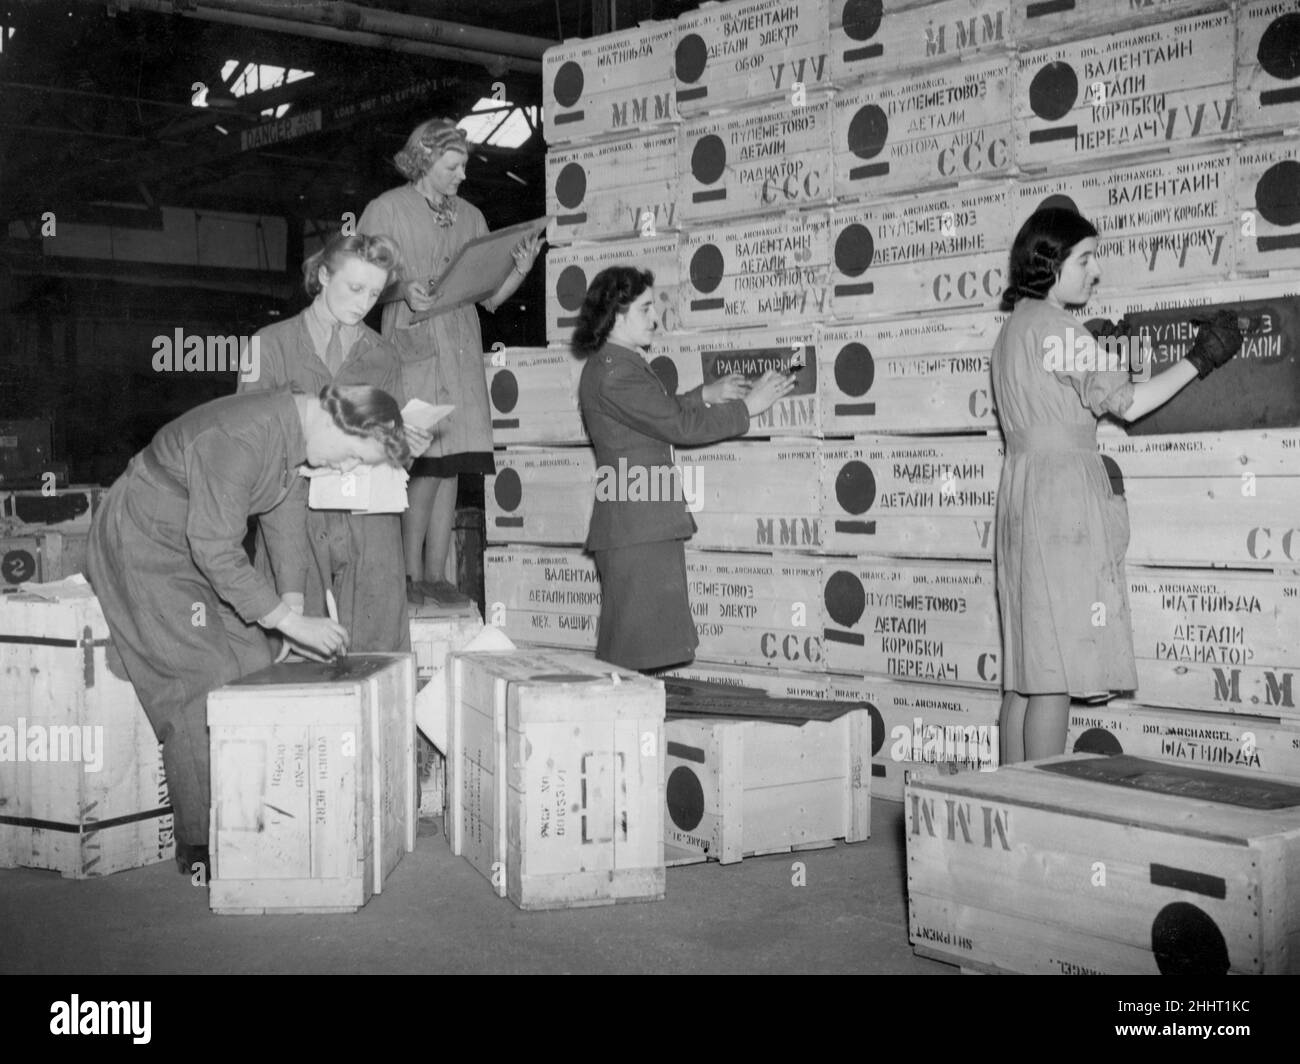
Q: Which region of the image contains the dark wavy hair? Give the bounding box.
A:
[303,232,402,297]
[1000,208,1099,311]
[571,266,654,356]
[319,384,410,466]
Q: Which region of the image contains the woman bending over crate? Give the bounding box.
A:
[992,208,1243,764]
[572,266,793,671]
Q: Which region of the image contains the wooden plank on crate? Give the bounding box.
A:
[820,436,1001,559]
[1014,11,1236,174]
[680,213,832,330]
[1067,699,1300,778]
[1098,430,1300,568]
[679,96,834,223]
[829,183,1012,321]
[483,346,587,447]
[1237,0,1300,133]
[542,21,678,145]
[821,557,1000,685]
[819,310,1002,435]
[1010,0,1220,47]
[1235,139,1300,274]
[0,484,100,536]
[546,130,679,244]
[653,327,820,436]
[1129,567,1300,719]
[486,448,596,547]
[832,57,1014,202]
[673,0,831,118]
[830,0,1012,85]
[1016,152,1233,294]
[546,235,681,345]
[687,550,826,673]
[484,546,601,651]
[906,754,1300,973]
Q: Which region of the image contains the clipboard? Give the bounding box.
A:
[410,215,549,323]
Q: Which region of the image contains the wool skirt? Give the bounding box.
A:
[593,539,698,671]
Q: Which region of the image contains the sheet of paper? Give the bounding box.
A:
[401,399,454,433]
[306,464,411,513]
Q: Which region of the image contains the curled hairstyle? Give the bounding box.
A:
[303,232,402,298]
[571,266,655,356]
[1001,208,1099,311]
[318,384,410,467]
[394,118,470,182]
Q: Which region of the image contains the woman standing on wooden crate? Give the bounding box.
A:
[573,266,793,672]
[993,208,1243,764]
[85,386,409,874]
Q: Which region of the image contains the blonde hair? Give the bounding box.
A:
[394,118,469,181]
[303,232,402,297]
[318,384,410,467]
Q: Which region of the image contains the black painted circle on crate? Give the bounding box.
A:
[863,702,885,755]
[691,134,727,185]
[494,467,523,512]
[1256,160,1300,227]
[666,765,705,832]
[1039,193,1081,216]
[835,341,875,397]
[1028,62,1078,122]
[835,223,875,277]
[689,243,725,293]
[847,104,889,159]
[835,460,876,516]
[842,0,884,41]
[1151,902,1231,976]
[1101,454,1125,497]
[555,162,587,209]
[490,369,519,414]
[1,548,37,585]
[556,264,588,310]
[553,60,585,106]
[650,356,679,395]
[676,33,708,83]
[824,569,866,628]
[1071,727,1123,756]
[1258,13,1300,81]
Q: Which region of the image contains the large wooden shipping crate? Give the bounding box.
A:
[486,448,596,547]
[546,129,679,244]
[1236,0,1300,134]
[830,0,1013,85]
[907,754,1300,974]
[206,653,415,915]
[1234,138,1300,275]
[409,603,484,683]
[447,648,665,909]
[483,347,586,447]
[546,234,682,344]
[0,581,174,877]
[484,546,601,651]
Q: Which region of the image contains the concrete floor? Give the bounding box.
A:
[1,798,953,975]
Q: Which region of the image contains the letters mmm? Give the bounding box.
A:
[611,93,671,127]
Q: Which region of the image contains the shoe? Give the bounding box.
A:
[423,579,472,608]
[175,842,210,876]
[405,577,425,606]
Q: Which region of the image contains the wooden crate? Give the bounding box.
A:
[409,603,484,682]
[819,310,1003,435]
[680,212,832,330]
[1,533,43,589]
[0,484,101,536]
[0,580,174,878]
[664,661,833,701]
[1097,429,1300,568]
[654,326,822,437]
[832,57,1014,202]
[1016,152,1234,294]
[679,95,834,223]
[546,129,679,244]
[674,0,832,117]
[546,234,682,344]
[687,549,826,672]
[907,753,1300,974]
[1129,567,1300,719]
[820,436,1001,558]
[484,546,601,651]
[829,183,1013,320]
[447,648,665,909]
[1237,0,1300,133]
[543,21,678,144]
[207,653,415,915]
[1068,699,1300,778]
[830,0,1012,85]
[822,557,1001,685]
[1014,11,1237,174]
[485,447,596,547]
[1010,0,1218,47]
[1235,138,1300,274]
[483,346,587,447]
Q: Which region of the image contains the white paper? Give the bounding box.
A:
[306,464,411,513]
[415,624,516,753]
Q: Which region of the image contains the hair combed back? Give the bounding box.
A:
[1001,208,1099,311]
[571,266,655,355]
[394,118,470,181]
[319,384,410,466]
[303,232,402,297]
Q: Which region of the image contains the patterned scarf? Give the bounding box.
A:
[423,193,457,228]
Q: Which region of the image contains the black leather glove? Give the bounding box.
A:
[1184,310,1244,379]
[1085,318,1131,342]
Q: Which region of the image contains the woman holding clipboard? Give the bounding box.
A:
[360,118,541,607]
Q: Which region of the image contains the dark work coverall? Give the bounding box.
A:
[85,390,311,847]
[239,311,410,653]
